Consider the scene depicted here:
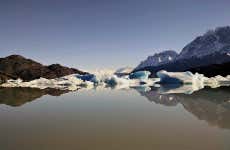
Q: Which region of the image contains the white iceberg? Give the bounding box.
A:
[156,70,230,93]
[156,70,206,85]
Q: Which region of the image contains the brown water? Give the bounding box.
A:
[0,87,230,150]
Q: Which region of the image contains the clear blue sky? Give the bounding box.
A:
[0,0,229,70]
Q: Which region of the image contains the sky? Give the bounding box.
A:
[0,0,230,70]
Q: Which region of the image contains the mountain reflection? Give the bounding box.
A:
[1,86,230,129]
[137,86,230,129]
[0,87,69,107]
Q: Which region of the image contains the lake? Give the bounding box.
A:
[0,86,230,150]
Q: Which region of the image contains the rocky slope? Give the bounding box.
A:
[0,55,87,83]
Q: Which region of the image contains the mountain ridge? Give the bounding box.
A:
[135,50,178,70]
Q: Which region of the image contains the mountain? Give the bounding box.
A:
[135,50,178,70]
[178,26,230,59]
[0,55,87,83]
[138,52,230,77]
[134,26,230,77]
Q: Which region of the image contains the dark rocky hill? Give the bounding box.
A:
[0,55,87,83]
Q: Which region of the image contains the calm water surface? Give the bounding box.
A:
[0,87,230,150]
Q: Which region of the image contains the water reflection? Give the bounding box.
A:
[0,87,68,107]
[1,86,230,129]
[0,86,230,149]
[137,87,230,129]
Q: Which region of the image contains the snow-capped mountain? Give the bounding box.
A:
[178,26,230,59]
[135,50,178,70]
[134,26,230,77]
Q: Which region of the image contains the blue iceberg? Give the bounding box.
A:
[75,74,98,83]
[129,71,151,80]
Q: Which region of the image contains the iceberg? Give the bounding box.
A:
[105,75,138,87]
[156,70,206,85]
[129,71,151,80]
[86,69,116,84]
[156,70,230,92]
[75,74,99,83]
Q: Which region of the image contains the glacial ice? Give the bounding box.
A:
[0,71,155,91]
[0,69,229,93]
[0,74,86,91]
